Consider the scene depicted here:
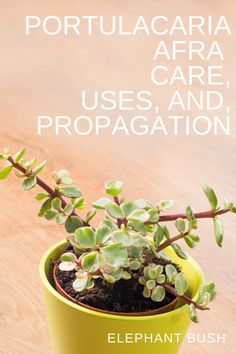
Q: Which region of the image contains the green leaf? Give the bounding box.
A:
[165,264,178,284]
[203,185,218,210]
[121,202,136,217]
[72,277,88,292]
[128,246,143,258]
[106,203,124,219]
[52,197,62,211]
[60,252,77,262]
[19,158,30,167]
[143,287,151,298]
[0,164,12,180]
[189,234,200,242]
[171,244,187,259]
[59,261,76,271]
[129,220,146,233]
[213,217,223,247]
[75,227,96,248]
[3,146,10,154]
[127,209,149,222]
[65,215,83,233]
[163,226,170,239]
[112,230,133,246]
[186,206,197,229]
[175,218,186,233]
[36,193,49,200]
[103,273,116,283]
[74,197,86,210]
[148,265,163,280]
[224,198,232,209]
[45,209,58,220]
[189,304,199,323]
[154,225,165,247]
[151,286,165,302]
[61,177,73,184]
[101,244,128,267]
[139,277,146,285]
[86,278,95,289]
[63,203,74,216]
[158,199,174,211]
[14,170,25,178]
[60,186,81,198]
[33,160,47,175]
[22,175,37,190]
[132,234,149,247]
[134,199,155,210]
[105,268,123,281]
[175,272,188,296]
[129,259,142,270]
[38,198,52,217]
[30,158,37,168]
[230,204,236,213]
[92,197,111,209]
[82,251,99,272]
[158,251,171,261]
[105,179,123,197]
[198,282,216,303]
[55,212,66,224]
[146,279,156,290]
[224,198,236,213]
[95,225,111,246]
[148,209,159,223]
[184,235,195,248]
[156,274,166,283]
[53,169,69,180]
[99,219,118,232]
[122,271,131,280]
[145,224,154,233]
[0,153,6,160]
[85,208,96,223]
[14,147,26,163]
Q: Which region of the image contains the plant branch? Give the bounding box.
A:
[146,208,229,224]
[161,282,209,311]
[157,232,188,252]
[8,156,90,227]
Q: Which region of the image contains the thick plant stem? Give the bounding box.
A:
[161,283,208,311]
[146,208,229,224]
[8,157,90,227]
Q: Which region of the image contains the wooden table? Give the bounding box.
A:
[0,1,235,353]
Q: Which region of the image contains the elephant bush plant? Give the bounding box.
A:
[1,147,235,322]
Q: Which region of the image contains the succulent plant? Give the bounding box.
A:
[1,147,235,322]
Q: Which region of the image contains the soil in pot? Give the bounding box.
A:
[55,267,176,313]
[54,246,178,314]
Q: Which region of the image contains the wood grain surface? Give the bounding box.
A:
[0,1,235,353]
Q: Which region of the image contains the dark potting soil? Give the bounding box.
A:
[55,252,177,313]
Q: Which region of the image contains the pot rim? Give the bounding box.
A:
[39,239,204,321]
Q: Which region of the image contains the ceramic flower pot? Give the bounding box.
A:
[39,240,204,354]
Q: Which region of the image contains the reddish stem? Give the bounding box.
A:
[157,232,188,252]
[146,208,229,224]
[161,283,208,311]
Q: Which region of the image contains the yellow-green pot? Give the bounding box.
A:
[39,240,204,354]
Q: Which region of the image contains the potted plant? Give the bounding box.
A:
[1,147,235,354]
